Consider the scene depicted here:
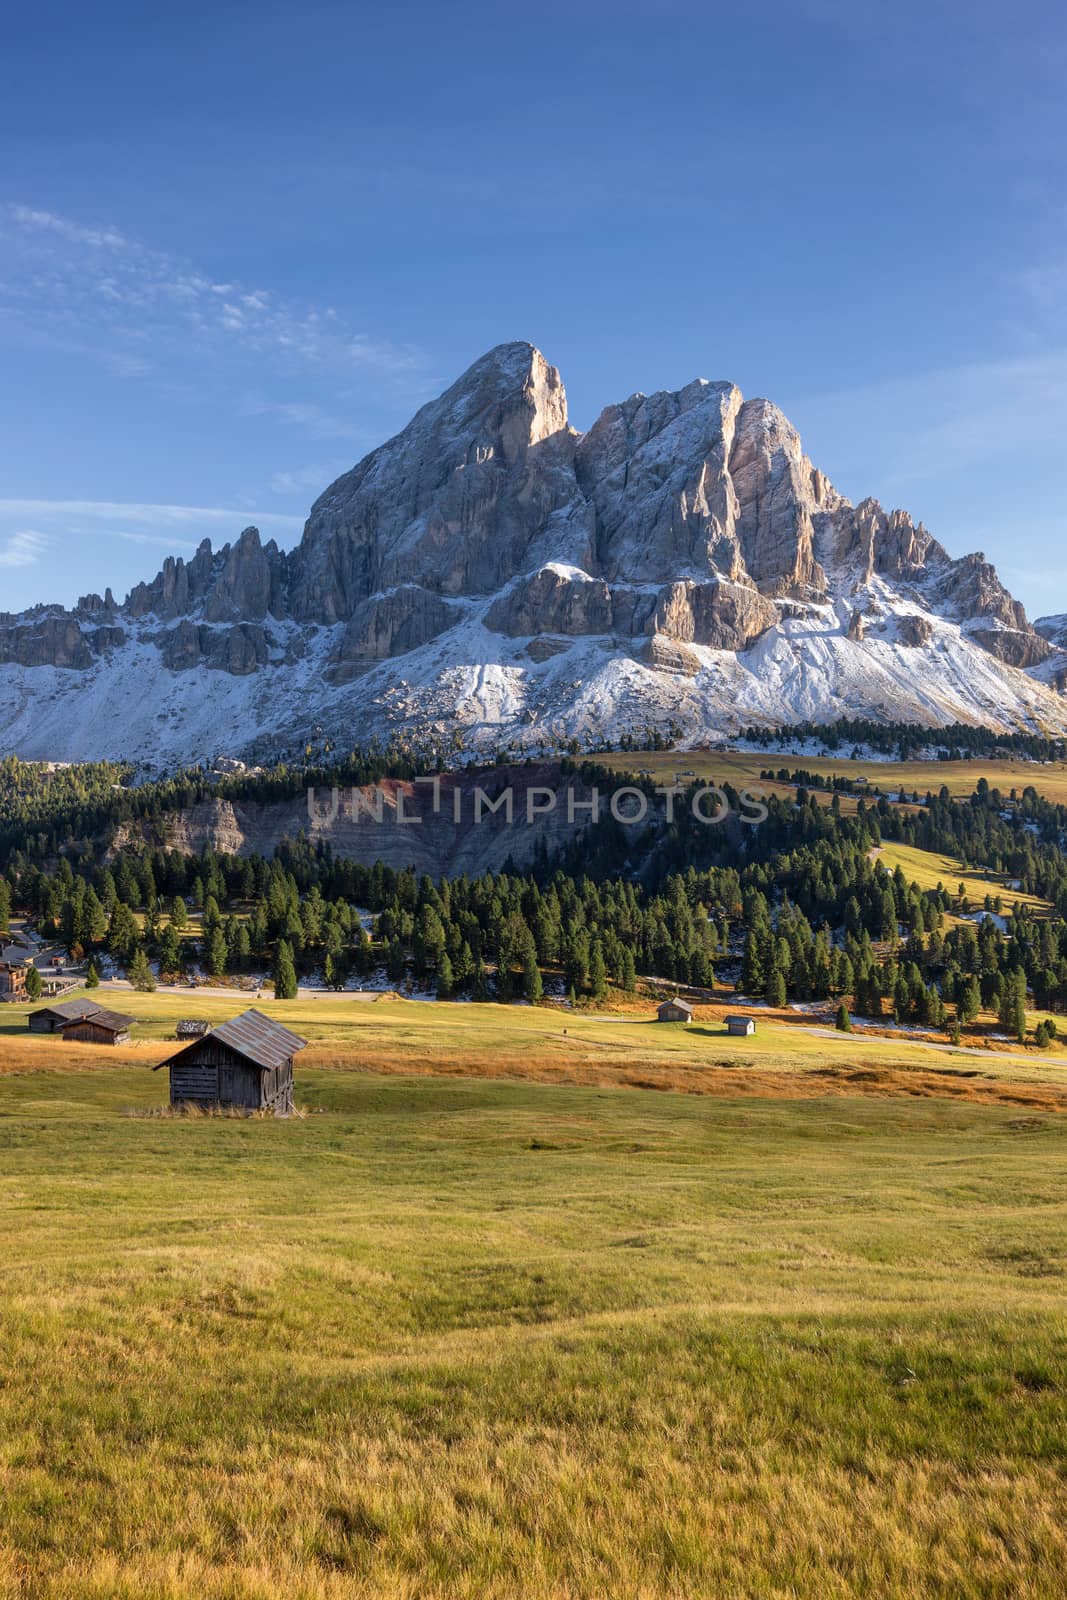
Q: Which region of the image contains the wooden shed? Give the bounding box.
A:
[57,1007,135,1046]
[726,1015,755,1037]
[657,997,693,1023]
[159,1008,307,1114]
[29,997,110,1034]
[175,1018,210,1039]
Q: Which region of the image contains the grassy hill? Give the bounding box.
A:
[0,1062,1065,1598]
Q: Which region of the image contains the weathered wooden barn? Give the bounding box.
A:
[57,1007,135,1045]
[726,1015,756,1037]
[160,1009,307,1114]
[29,999,135,1043]
[656,997,693,1023]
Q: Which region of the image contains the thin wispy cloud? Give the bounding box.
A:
[0,529,49,568]
[0,498,305,532]
[269,462,349,496]
[0,203,425,388]
[796,349,1067,491]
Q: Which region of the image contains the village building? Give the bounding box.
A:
[159,1009,307,1114]
[657,997,694,1023]
[726,1015,756,1037]
[28,998,135,1043]
[0,949,31,1002]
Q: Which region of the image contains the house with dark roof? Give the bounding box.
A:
[29,998,135,1044]
[158,1008,307,1114]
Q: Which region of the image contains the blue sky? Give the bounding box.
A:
[2,0,1065,616]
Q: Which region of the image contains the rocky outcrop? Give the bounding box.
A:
[934,552,1031,632]
[0,614,97,669]
[329,587,458,676]
[487,567,613,637]
[652,578,777,650]
[969,628,1052,669]
[1036,614,1067,648]
[158,621,271,675]
[897,615,935,648]
[639,636,703,676]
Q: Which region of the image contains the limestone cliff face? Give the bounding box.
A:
[288,343,588,617]
[1,340,1063,759]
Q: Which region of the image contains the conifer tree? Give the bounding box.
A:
[273,939,298,1001]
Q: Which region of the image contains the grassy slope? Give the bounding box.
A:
[872,841,1053,917]
[0,1065,1065,1599]
[5,990,1067,1108]
[594,749,1067,805]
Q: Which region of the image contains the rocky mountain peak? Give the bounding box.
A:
[0,340,1063,763]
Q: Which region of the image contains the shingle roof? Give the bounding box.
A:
[59,1006,135,1033]
[209,1008,308,1071]
[36,998,104,1021]
[658,996,693,1012]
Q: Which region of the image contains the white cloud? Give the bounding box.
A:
[0,499,305,532]
[794,349,1067,491]
[0,529,48,568]
[0,203,425,383]
[270,462,348,495]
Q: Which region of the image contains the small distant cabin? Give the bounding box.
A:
[657,997,694,1023]
[726,1015,756,1037]
[29,999,135,1043]
[159,1009,307,1114]
[175,1018,210,1040]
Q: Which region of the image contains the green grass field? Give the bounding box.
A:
[0,1057,1066,1598]
[872,842,1053,918]
[595,748,1067,805]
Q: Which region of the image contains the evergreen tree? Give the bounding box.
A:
[273,939,298,1000]
[835,1002,852,1033]
[25,964,42,1001]
[85,960,100,989]
[128,947,156,992]
[523,950,543,1002]
[207,926,228,978]
[765,965,787,1009]
[589,943,608,1001]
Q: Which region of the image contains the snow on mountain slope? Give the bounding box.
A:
[1,341,1065,765]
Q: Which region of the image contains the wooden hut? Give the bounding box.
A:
[656,997,693,1023]
[726,1015,755,1037]
[175,1018,210,1040]
[159,1008,307,1114]
[29,997,108,1033]
[57,1007,135,1045]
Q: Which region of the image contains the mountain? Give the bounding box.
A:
[2,341,1066,765]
